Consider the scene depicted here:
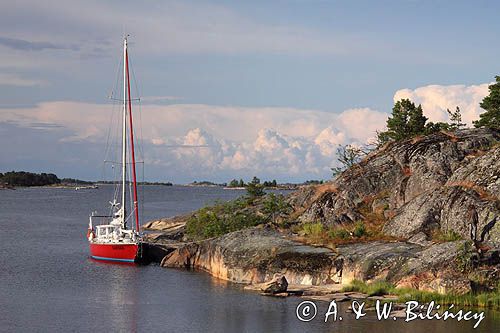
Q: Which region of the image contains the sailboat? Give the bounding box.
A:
[87,36,142,263]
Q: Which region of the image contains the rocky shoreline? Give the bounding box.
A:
[142,222,488,295]
[141,128,500,301]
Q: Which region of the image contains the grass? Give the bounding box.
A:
[342,279,395,296]
[328,228,350,240]
[301,222,324,238]
[342,279,500,310]
[397,289,500,309]
[430,229,463,242]
[297,190,400,246]
[353,221,368,238]
[299,220,376,245]
[456,241,475,273]
[288,184,338,221]
[440,130,459,142]
[447,180,499,202]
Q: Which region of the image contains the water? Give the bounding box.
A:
[0,186,498,332]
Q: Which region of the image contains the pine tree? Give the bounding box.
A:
[377,99,428,143]
[447,106,466,130]
[474,76,500,129]
[246,176,265,198]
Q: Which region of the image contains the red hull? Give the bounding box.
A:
[89,242,139,262]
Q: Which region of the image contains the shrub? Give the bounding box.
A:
[302,222,324,237]
[431,229,463,242]
[185,199,265,240]
[262,193,292,224]
[328,228,350,240]
[456,240,475,273]
[246,176,265,199]
[353,221,368,238]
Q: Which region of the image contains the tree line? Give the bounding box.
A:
[227,177,278,188]
[0,171,60,186]
[0,171,91,186]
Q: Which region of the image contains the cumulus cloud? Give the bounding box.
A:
[2,80,493,181]
[0,101,387,181]
[314,127,346,156]
[219,129,327,177]
[394,83,490,125]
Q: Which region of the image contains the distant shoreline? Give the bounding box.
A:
[1,171,321,190]
[1,183,302,190]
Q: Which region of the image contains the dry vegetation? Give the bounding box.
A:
[447,181,499,202]
[293,191,400,248]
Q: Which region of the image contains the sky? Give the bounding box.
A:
[0,0,499,183]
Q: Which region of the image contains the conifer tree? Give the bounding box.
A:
[474,76,500,129]
[377,99,428,143]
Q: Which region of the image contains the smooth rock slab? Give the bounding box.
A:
[162,226,343,285]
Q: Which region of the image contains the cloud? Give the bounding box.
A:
[0,100,387,181]
[314,127,346,156]
[1,80,493,181]
[0,101,385,143]
[335,108,388,141]
[27,122,63,130]
[0,1,374,59]
[140,96,183,103]
[0,36,78,51]
[0,73,47,87]
[394,83,490,125]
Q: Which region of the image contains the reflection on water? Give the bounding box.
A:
[107,264,138,332]
[0,186,498,332]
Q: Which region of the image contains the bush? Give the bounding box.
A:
[456,240,475,273]
[262,193,291,224]
[246,176,265,199]
[431,229,463,242]
[301,222,324,238]
[185,199,264,240]
[300,221,370,243]
[328,228,350,240]
[353,221,368,238]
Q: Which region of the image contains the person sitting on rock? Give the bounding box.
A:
[467,204,479,241]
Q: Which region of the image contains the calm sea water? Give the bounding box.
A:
[0,186,498,332]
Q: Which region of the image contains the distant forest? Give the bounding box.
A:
[0,171,91,187]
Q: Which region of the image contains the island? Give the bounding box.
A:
[188,178,320,190]
[0,171,175,189]
[0,171,92,188]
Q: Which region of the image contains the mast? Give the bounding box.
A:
[125,38,140,232]
[121,37,127,228]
